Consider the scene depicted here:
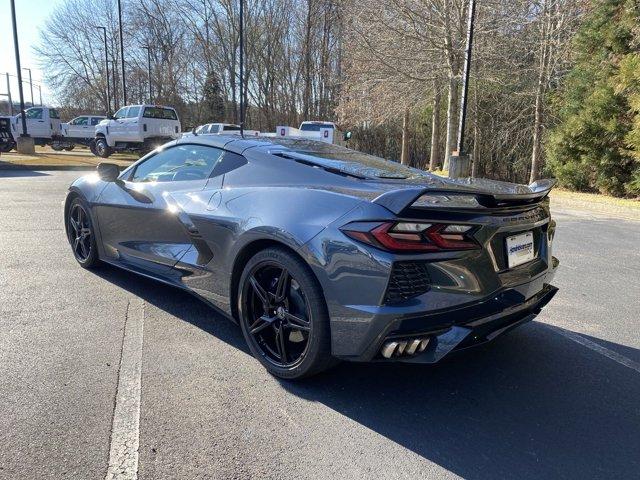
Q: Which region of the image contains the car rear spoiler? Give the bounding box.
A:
[372,179,556,214]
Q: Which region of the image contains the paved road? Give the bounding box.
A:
[1,170,638,480]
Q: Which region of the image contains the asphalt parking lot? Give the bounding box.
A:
[1,170,639,480]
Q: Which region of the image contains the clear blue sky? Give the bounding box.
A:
[0,0,67,105]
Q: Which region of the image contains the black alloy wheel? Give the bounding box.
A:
[67,198,99,268]
[239,248,334,379]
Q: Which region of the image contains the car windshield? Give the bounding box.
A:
[143,107,178,120]
[300,123,334,132]
[266,138,430,180]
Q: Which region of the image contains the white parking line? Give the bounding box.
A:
[105,299,145,480]
[545,324,640,374]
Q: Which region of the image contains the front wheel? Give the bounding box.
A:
[67,197,99,268]
[238,247,334,380]
[94,138,112,158]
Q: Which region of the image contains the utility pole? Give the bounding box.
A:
[10,0,34,153]
[22,67,33,107]
[37,84,42,105]
[141,45,152,103]
[117,0,127,105]
[96,26,111,115]
[449,0,476,178]
[239,0,244,136]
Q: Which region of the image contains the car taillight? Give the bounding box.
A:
[341,221,478,253]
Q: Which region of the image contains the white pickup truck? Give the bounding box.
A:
[93,104,181,158]
[10,107,63,146]
[54,115,106,151]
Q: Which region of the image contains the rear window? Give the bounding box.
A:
[143,107,178,120]
[300,122,334,132]
[49,109,60,119]
[267,138,430,180]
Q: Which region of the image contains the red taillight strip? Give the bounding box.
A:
[342,221,479,253]
[371,223,439,251]
[424,224,479,250]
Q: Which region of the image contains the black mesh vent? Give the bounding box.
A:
[384,261,431,304]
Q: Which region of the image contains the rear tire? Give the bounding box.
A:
[238,247,334,380]
[95,138,112,158]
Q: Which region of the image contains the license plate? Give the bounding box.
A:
[505,231,535,268]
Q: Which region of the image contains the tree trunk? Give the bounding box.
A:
[429,87,441,171]
[443,73,458,171]
[401,107,410,166]
[530,0,552,184]
[303,0,313,119]
[529,86,544,183]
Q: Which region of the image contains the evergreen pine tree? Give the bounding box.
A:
[547,0,640,196]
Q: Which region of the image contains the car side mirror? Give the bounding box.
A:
[343,131,352,141]
[97,162,120,182]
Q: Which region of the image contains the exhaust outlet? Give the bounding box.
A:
[380,336,431,358]
[381,341,399,359]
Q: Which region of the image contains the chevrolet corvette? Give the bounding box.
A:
[65,135,559,379]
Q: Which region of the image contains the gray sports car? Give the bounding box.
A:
[65,135,559,379]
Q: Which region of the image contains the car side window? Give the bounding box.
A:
[90,117,102,126]
[75,117,88,126]
[130,145,225,183]
[26,108,43,120]
[127,106,140,118]
[113,107,128,119]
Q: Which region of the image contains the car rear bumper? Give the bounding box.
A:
[330,257,559,363]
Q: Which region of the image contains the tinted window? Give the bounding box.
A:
[74,117,88,126]
[114,107,128,119]
[222,125,241,131]
[300,123,334,132]
[131,144,224,183]
[142,107,178,120]
[25,108,43,120]
[268,138,430,180]
[127,106,141,118]
[49,109,60,119]
[90,117,104,126]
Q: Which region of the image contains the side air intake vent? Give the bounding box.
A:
[384,261,431,304]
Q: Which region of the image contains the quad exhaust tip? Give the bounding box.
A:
[381,337,430,359]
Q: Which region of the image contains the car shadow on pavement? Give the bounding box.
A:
[92,264,639,480]
[287,325,640,479]
[91,264,251,356]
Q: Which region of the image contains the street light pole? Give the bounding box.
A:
[96,26,111,115]
[117,0,127,105]
[36,84,42,106]
[141,45,152,103]
[9,0,28,138]
[239,0,244,136]
[22,67,34,107]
